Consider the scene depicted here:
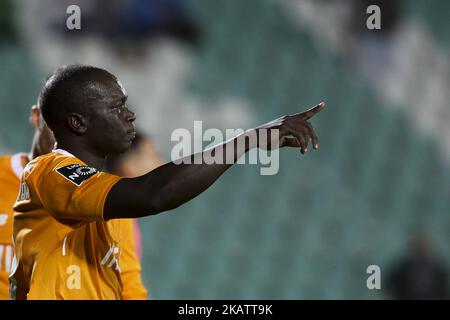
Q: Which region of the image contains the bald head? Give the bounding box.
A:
[39,65,123,135]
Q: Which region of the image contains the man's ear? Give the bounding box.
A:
[66,113,88,135]
[29,105,40,129]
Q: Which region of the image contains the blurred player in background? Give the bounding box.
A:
[11,65,325,299]
[105,131,164,299]
[387,230,449,299]
[0,104,54,299]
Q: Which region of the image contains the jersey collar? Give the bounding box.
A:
[53,148,76,158]
[11,152,30,179]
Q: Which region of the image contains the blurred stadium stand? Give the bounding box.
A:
[404,0,450,47]
[0,0,449,299]
[0,44,43,153]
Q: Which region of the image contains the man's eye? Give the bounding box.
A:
[114,105,125,113]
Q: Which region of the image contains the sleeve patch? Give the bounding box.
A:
[56,164,98,186]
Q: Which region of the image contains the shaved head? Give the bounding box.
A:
[39,64,136,157]
[39,65,120,135]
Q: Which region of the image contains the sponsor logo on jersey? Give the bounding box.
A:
[56,164,98,186]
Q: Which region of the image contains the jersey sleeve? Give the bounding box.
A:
[37,158,122,225]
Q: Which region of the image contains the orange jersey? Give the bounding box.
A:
[11,149,147,300]
[119,219,147,300]
[0,153,29,299]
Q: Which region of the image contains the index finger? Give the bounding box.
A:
[297,102,326,120]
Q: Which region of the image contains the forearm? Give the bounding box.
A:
[104,130,257,219]
[143,129,259,210]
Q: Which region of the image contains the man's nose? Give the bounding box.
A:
[126,108,136,122]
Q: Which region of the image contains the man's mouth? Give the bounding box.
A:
[126,131,136,139]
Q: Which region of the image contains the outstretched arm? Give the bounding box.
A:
[103,102,326,219]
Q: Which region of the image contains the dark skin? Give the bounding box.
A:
[54,70,326,220]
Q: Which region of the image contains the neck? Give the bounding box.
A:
[56,140,106,170]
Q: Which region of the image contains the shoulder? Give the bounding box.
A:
[28,151,119,189]
[24,152,84,180]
